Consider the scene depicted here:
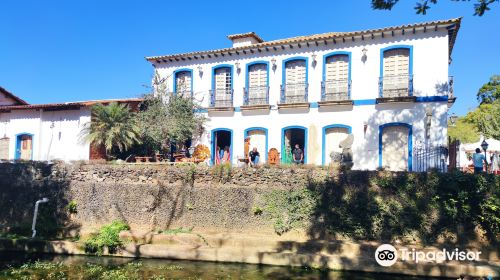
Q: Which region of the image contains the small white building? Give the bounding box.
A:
[146,18,461,171]
[0,87,141,162]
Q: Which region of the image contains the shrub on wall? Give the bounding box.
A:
[261,170,499,244]
[83,220,130,255]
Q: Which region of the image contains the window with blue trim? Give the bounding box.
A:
[245,63,269,105]
[323,54,350,101]
[380,48,412,97]
[212,66,233,107]
[174,70,192,96]
[282,59,307,103]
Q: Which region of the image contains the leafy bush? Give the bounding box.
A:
[83,220,130,255]
[262,188,317,235]
[261,170,499,244]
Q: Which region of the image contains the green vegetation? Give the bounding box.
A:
[262,188,318,235]
[211,163,232,182]
[371,0,498,16]
[448,75,500,142]
[2,261,186,280]
[83,221,130,255]
[135,72,206,157]
[80,102,141,158]
[67,200,78,214]
[261,171,499,244]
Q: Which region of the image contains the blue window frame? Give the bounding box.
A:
[15,133,34,160]
[379,45,414,97]
[173,68,193,96]
[322,51,352,100]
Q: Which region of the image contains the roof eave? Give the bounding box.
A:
[145,17,462,64]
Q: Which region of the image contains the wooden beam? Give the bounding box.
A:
[402,29,405,35]
[207,54,211,58]
[361,35,365,40]
[265,47,269,51]
[342,37,345,43]
[235,51,239,55]
[381,32,384,38]
[391,30,394,37]
[333,38,336,44]
[315,41,319,46]
[413,27,416,34]
[257,48,262,52]
[250,49,254,53]
[298,43,301,48]
[324,39,328,45]
[243,50,247,54]
[434,25,438,31]
[351,36,355,42]
[424,26,427,33]
[281,45,285,50]
[213,53,218,57]
[371,33,374,39]
[306,42,310,47]
[273,46,278,51]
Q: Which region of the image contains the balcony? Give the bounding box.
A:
[208,89,234,112]
[278,83,309,109]
[318,80,353,107]
[241,86,270,111]
[377,74,415,103]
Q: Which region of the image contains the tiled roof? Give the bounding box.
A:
[0,86,29,105]
[0,98,143,112]
[146,17,461,63]
[227,32,264,43]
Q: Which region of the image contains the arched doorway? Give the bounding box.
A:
[211,128,233,165]
[322,124,351,165]
[379,123,412,171]
[282,126,307,164]
[244,127,268,163]
[15,133,33,160]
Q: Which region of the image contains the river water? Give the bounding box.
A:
[0,252,448,279]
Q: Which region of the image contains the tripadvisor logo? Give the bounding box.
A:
[374,244,482,267]
[375,244,398,267]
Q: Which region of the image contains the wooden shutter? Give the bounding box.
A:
[383,49,409,76]
[176,71,192,93]
[285,60,306,84]
[248,64,267,88]
[382,126,409,171]
[325,55,349,81]
[215,68,231,90]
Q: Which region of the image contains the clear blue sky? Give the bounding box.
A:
[1,0,498,115]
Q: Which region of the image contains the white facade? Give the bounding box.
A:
[148,19,460,171]
[0,107,91,162]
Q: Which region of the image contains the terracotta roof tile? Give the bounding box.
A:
[146,18,461,62]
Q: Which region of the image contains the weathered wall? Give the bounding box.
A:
[0,162,323,236]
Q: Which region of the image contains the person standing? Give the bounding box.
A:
[472,148,487,174]
[292,144,304,164]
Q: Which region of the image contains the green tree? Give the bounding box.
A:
[464,100,500,139]
[136,93,206,155]
[477,75,500,104]
[372,0,498,16]
[80,102,141,157]
[448,117,480,143]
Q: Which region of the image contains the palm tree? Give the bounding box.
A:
[81,102,141,158]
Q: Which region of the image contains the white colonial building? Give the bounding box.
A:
[0,87,141,162]
[147,18,461,171]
